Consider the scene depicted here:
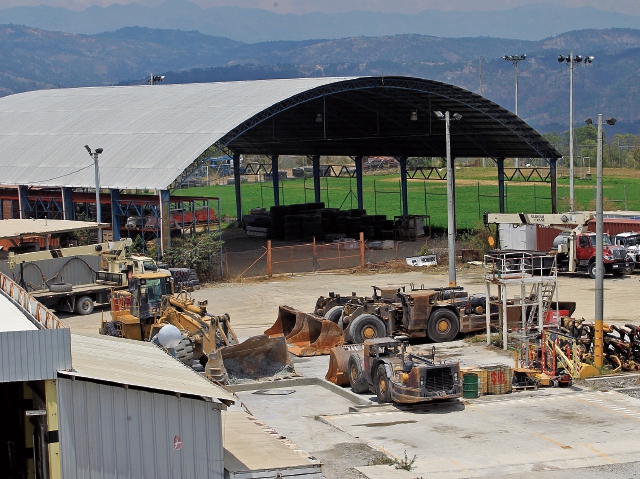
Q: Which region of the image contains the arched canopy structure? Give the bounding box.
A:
[0,76,559,191]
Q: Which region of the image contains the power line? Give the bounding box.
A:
[31,163,93,184]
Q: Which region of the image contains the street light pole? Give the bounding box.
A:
[85,145,103,243]
[435,110,462,287]
[503,55,527,170]
[594,114,604,369]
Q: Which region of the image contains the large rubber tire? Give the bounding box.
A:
[348,354,370,393]
[427,308,460,343]
[49,282,72,293]
[101,321,120,337]
[588,262,597,279]
[174,338,194,367]
[349,314,386,344]
[75,296,94,315]
[324,306,344,324]
[375,364,392,404]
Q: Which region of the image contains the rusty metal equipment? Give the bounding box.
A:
[343,337,460,404]
[101,272,292,383]
[265,305,344,356]
[325,344,365,385]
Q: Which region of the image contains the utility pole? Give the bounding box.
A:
[84,145,104,243]
[502,55,527,171]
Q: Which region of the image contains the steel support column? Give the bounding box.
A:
[549,158,558,213]
[61,187,75,220]
[312,155,321,203]
[355,156,364,210]
[159,189,171,254]
[399,156,408,215]
[271,155,280,206]
[110,189,121,241]
[18,185,28,219]
[497,158,505,213]
[233,153,243,223]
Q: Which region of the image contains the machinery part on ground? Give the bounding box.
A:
[375,363,392,404]
[348,353,369,393]
[174,337,194,367]
[323,306,344,324]
[427,308,460,342]
[75,295,94,315]
[348,314,386,343]
[101,321,120,337]
[220,335,293,381]
[49,282,72,293]
[265,305,344,356]
[325,343,364,385]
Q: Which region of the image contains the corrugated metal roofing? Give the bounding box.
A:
[63,334,235,404]
[0,78,346,191]
[0,219,103,238]
[0,292,38,332]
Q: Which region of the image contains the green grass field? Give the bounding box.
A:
[176,167,640,230]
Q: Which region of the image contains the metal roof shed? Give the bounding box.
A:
[57,334,234,479]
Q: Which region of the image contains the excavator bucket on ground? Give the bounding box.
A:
[325,344,365,385]
[212,335,294,381]
[265,305,345,356]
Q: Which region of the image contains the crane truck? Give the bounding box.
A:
[484,212,633,278]
[7,238,167,314]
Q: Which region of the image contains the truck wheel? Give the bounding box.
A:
[348,354,370,393]
[375,364,392,404]
[49,282,72,293]
[75,296,94,315]
[428,309,460,343]
[174,338,194,367]
[324,306,344,324]
[588,262,597,279]
[349,314,386,344]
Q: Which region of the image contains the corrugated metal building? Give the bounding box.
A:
[0,270,233,479]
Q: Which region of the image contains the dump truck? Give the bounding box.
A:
[346,337,461,404]
[101,272,291,383]
[484,212,633,278]
[6,238,168,314]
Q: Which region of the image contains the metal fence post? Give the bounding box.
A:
[267,240,272,277]
[359,232,365,269]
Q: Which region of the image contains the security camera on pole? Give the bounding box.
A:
[558,53,594,211]
[85,145,104,243]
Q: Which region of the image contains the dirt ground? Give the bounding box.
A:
[60,266,640,479]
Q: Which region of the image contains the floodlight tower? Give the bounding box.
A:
[558,53,594,211]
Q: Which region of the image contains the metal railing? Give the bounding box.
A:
[0,272,67,330]
[483,251,557,280]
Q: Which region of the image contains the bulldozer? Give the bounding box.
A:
[100,272,292,383]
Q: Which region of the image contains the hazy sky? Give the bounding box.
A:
[1,0,639,16]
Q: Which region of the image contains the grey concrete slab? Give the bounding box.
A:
[321,389,640,478]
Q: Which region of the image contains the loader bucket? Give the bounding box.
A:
[264,305,304,338]
[220,335,292,380]
[326,344,365,385]
[287,314,345,357]
[265,305,345,356]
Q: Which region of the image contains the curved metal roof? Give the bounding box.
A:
[0,76,559,191]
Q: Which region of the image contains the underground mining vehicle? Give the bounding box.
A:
[347,337,461,404]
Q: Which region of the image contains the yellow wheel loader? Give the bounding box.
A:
[100,272,292,383]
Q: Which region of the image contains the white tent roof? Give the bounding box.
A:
[0,78,349,191]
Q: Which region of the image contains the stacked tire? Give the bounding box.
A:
[284,214,304,241]
[302,214,323,241]
[270,205,291,240]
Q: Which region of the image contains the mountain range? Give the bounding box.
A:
[1,1,640,42]
[0,24,637,134]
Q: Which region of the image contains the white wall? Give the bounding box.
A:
[57,378,224,479]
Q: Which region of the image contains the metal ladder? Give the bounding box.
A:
[527,281,556,326]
